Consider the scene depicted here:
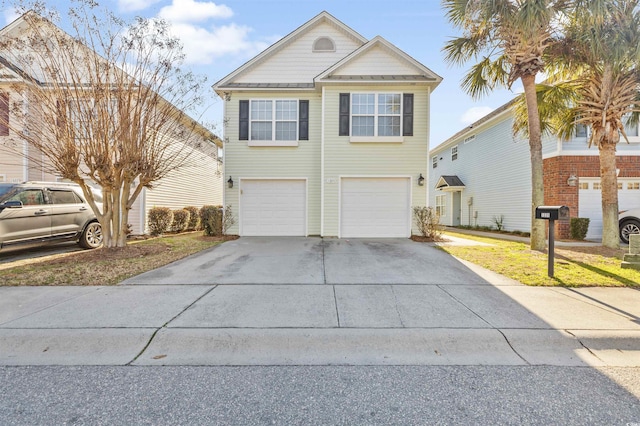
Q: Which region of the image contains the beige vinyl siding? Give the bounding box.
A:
[334,46,417,76]
[235,23,363,84]
[223,90,322,235]
[138,143,222,235]
[322,85,431,236]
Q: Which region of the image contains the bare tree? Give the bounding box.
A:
[0,1,214,248]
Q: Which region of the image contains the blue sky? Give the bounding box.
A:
[3,0,518,147]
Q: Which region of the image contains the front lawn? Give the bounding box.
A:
[0,233,232,286]
[438,232,638,287]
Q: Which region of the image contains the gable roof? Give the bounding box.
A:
[213,11,367,91]
[315,36,442,88]
[435,175,466,191]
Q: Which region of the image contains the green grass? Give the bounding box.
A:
[438,232,639,287]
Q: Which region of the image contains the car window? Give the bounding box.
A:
[7,189,46,206]
[49,189,82,204]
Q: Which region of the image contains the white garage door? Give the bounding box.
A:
[240,179,306,236]
[340,177,411,238]
[579,178,640,239]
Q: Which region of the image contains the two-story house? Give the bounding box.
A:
[214,11,442,237]
[429,100,640,240]
[0,12,223,235]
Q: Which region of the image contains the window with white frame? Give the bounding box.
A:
[435,194,446,217]
[432,156,438,169]
[464,135,475,144]
[351,93,401,137]
[575,123,587,138]
[451,145,458,161]
[628,182,640,190]
[250,100,298,141]
[0,174,5,183]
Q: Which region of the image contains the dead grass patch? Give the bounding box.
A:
[0,233,237,286]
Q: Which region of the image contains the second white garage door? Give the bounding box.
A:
[240,179,306,236]
[579,178,640,240]
[340,177,411,238]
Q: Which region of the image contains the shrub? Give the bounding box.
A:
[570,217,590,240]
[200,205,223,236]
[148,207,173,236]
[413,206,443,239]
[222,205,236,235]
[171,209,190,233]
[492,215,505,231]
[184,206,200,231]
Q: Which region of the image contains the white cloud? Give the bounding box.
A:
[3,9,21,26]
[118,0,163,13]
[460,106,494,125]
[159,0,233,23]
[168,22,270,65]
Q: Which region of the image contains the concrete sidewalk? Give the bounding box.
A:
[0,237,638,366]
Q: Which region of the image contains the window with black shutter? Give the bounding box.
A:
[239,100,249,140]
[0,92,9,136]
[339,93,350,136]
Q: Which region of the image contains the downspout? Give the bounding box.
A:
[320,86,325,237]
[22,91,28,181]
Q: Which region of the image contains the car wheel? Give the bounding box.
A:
[79,221,103,249]
[619,219,640,244]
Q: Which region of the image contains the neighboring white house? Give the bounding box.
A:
[213,11,442,237]
[0,13,223,235]
[429,100,640,240]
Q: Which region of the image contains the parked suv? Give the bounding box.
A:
[0,181,102,250]
[619,208,640,244]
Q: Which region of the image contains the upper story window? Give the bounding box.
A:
[250,100,298,141]
[432,156,438,169]
[464,135,475,144]
[575,123,588,138]
[239,99,309,146]
[339,92,413,142]
[451,145,458,161]
[351,93,401,137]
[313,37,335,52]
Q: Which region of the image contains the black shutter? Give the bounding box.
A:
[0,92,8,136]
[299,100,309,140]
[339,93,350,136]
[239,100,249,140]
[403,93,413,136]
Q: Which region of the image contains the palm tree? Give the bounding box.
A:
[517,0,640,248]
[442,0,569,251]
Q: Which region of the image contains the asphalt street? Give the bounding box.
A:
[1,366,639,425]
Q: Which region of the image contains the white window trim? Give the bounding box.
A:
[435,194,447,218]
[0,174,5,182]
[349,92,404,143]
[248,99,299,147]
[451,145,458,161]
[432,156,438,169]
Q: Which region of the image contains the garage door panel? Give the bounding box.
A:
[341,178,410,238]
[579,178,640,240]
[240,180,306,236]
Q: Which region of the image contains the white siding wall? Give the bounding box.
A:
[223,90,322,235]
[322,84,430,236]
[429,116,533,232]
[235,23,363,84]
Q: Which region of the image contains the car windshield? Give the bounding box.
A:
[0,184,19,202]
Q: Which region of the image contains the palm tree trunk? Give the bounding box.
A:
[599,143,619,248]
[522,74,546,251]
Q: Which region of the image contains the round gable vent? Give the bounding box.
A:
[313,37,335,52]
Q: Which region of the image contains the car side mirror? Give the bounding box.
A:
[0,200,23,211]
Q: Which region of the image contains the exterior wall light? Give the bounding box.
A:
[567,174,578,187]
[418,173,425,186]
[227,176,234,189]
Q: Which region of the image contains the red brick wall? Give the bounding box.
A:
[542,155,640,239]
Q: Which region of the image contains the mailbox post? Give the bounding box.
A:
[535,206,570,277]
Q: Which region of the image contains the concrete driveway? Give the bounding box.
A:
[121,237,501,285]
[1,237,639,367]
